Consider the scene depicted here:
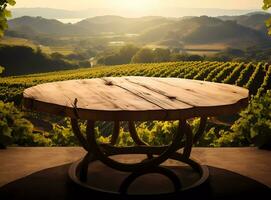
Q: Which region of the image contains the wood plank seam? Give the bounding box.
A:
[125,78,196,107]
[101,78,168,110]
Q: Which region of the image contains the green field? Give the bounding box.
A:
[40,45,74,55]
[0,37,74,55]
[0,37,37,48]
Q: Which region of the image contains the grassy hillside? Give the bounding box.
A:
[0,61,270,104]
[0,37,37,48]
[0,37,74,55]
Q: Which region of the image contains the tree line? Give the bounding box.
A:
[0,45,80,76]
[97,45,204,65]
[96,44,271,66]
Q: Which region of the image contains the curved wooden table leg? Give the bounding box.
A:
[77,152,95,182]
[71,118,89,151]
[85,119,185,172]
[193,117,207,145]
[111,121,120,145]
[177,117,208,149]
[119,166,182,195]
[128,121,147,146]
[128,121,153,159]
[182,121,193,159]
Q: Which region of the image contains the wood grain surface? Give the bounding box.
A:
[23,77,249,121]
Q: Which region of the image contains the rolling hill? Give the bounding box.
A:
[138,15,271,48]
[6,13,271,48]
[75,15,170,34]
[218,12,271,34]
[7,16,89,36]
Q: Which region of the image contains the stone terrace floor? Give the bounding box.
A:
[0,147,270,188]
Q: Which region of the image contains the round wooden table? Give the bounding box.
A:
[23,76,249,197]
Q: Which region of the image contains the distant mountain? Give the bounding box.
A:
[75,15,171,34]
[8,15,171,36]
[138,15,271,48]
[10,7,268,19]
[218,12,271,34]
[8,16,89,36]
[6,13,271,48]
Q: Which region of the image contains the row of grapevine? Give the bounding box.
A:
[177,62,202,78]
[235,62,255,87]
[204,62,230,81]
[212,62,238,83]
[257,65,271,96]
[193,62,221,80]
[184,61,218,79]
[223,62,245,84]
[245,63,267,95]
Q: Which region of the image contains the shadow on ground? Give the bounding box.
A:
[0,163,270,200]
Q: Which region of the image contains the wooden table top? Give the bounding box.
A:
[23,76,249,121]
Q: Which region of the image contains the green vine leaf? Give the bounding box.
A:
[7,0,16,6]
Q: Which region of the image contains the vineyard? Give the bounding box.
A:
[0,61,271,148]
[0,61,270,104]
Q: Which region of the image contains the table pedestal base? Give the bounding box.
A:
[69,154,209,196]
[68,118,209,197]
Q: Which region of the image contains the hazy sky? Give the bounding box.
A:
[14,0,263,10]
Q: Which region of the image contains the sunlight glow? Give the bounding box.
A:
[12,0,264,17]
[14,0,262,11]
[115,0,154,12]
